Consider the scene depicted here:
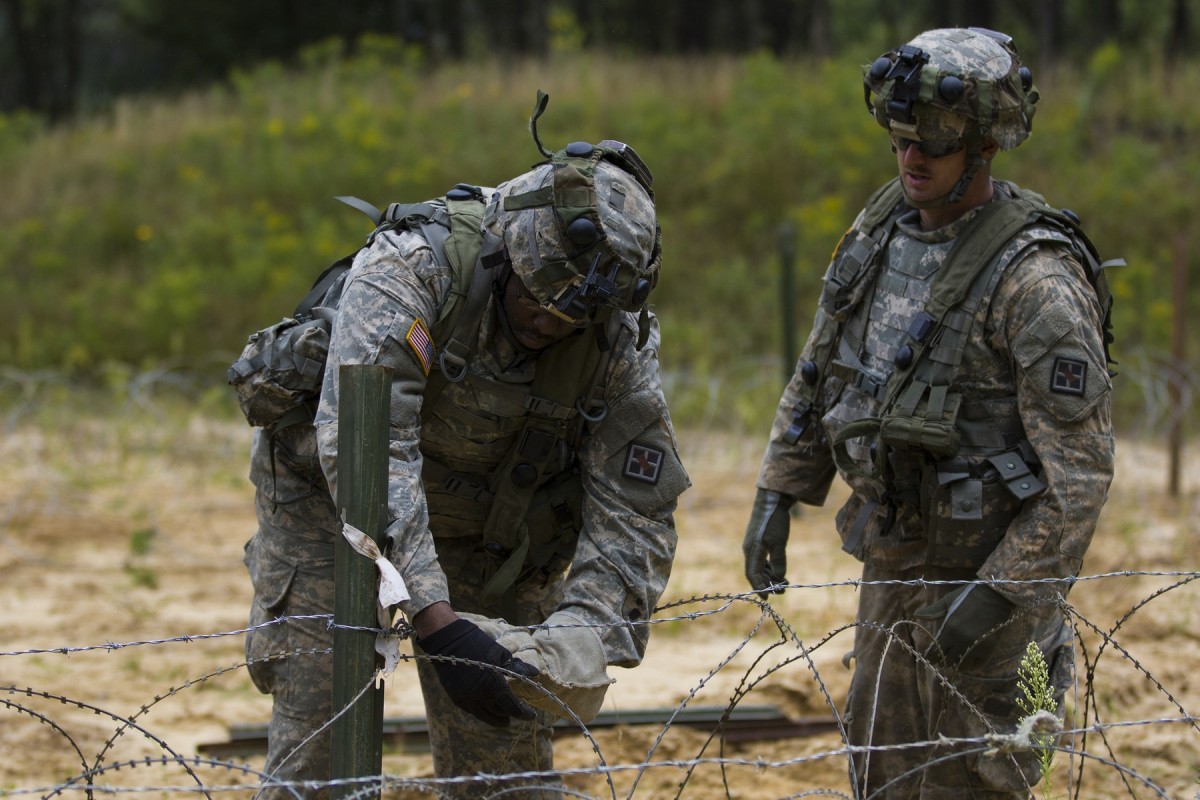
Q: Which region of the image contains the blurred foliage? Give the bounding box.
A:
[0,40,1197,432]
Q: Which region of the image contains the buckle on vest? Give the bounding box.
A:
[985,452,1046,500]
[442,474,492,503]
[908,311,936,343]
[438,349,468,382]
[524,395,574,420]
[830,360,888,402]
[484,541,511,558]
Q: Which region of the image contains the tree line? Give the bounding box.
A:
[2,0,1196,122]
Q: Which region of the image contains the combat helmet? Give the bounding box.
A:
[863,27,1039,204]
[483,91,662,347]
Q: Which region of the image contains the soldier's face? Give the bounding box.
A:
[893,135,967,206]
[502,273,580,350]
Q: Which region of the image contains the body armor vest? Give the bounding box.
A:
[822,225,946,470]
[419,312,618,606]
[788,178,1116,567]
[246,187,614,604]
[377,186,621,603]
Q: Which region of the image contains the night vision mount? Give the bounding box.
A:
[513,90,661,336]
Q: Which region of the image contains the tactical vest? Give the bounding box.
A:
[781,177,1117,566]
[420,313,624,606]
[236,187,614,604]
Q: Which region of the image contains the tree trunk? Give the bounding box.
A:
[2,0,43,114]
[1167,0,1191,60]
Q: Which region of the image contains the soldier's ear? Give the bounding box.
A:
[981,139,1000,161]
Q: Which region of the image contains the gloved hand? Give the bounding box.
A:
[416,618,540,727]
[464,610,614,723]
[915,583,1014,666]
[742,488,794,598]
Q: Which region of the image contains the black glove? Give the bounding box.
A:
[915,584,1014,666]
[416,618,540,727]
[742,489,794,598]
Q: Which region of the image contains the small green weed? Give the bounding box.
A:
[124,526,159,588]
[129,527,156,556]
[1015,640,1061,800]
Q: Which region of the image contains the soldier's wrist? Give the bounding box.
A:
[412,600,459,641]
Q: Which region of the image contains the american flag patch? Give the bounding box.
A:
[405,318,434,375]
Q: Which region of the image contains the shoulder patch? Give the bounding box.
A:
[623,442,664,485]
[1050,356,1088,396]
[405,318,434,376]
[1012,298,1111,422]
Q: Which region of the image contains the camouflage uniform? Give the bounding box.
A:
[749,28,1114,800]
[244,161,689,799]
[758,199,1113,796]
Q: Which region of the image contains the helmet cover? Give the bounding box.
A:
[864,27,1039,151]
[487,142,661,325]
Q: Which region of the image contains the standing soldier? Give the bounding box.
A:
[237,103,689,798]
[741,28,1116,797]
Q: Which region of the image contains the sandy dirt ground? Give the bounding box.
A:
[1,411,1198,798]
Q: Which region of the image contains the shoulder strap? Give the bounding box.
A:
[1008,185,1120,375]
[881,185,1098,406]
[339,185,495,355]
[777,181,908,446]
[428,188,495,377]
[292,253,353,321]
[820,178,907,321]
[924,183,1118,375]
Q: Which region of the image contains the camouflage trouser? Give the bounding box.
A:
[244,529,336,800]
[844,563,1074,800]
[416,535,570,799]
[244,515,571,800]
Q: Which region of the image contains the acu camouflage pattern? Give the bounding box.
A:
[845,563,1075,798]
[759,182,1114,606]
[494,158,661,318]
[756,178,1113,797]
[244,216,688,797]
[864,27,1039,150]
[820,204,957,471]
[244,424,339,799]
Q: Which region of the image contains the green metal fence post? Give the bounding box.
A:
[332,364,391,799]
[779,221,798,385]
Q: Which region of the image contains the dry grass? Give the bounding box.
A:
[1,406,1198,797]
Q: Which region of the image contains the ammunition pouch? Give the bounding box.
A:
[917,443,1046,568]
[878,381,963,459]
[463,468,584,621]
[829,375,966,496]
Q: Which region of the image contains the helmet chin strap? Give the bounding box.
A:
[492,263,594,357]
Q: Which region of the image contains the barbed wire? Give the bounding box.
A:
[1,359,1196,798]
[2,574,1197,799]
[2,573,1195,661]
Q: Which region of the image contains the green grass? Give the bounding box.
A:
[2,40,1198,431]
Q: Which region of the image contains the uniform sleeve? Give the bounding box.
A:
[757,206,873,505]
[558,314,691,668]
[755,303,840,505]
[980,241,1115,605]
[314,229,458,616]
